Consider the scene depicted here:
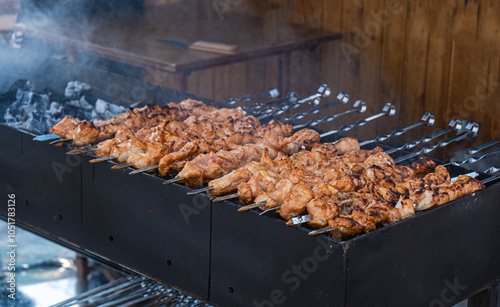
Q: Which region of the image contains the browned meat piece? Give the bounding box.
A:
[411,175,485,211]
[279,182,315,220]
[305,196,342,228]
[94,138,120,157]
[311,137,361,155]
[237,170,282,204]
[327,216,364,240]
[207,162,269,196]
[50,116,81,138]
[126,142,171,169]
[109,137,147,163]
[67,121,102,146]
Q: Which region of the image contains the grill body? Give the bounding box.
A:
[0,58,499,306]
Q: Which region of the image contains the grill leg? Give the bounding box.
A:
[467,280,500,307]
[76,254,89,294]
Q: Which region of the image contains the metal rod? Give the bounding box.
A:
[257,84,331,120]
[394,121,479,164]
[282,92,349,123]
[481,174,500,185]
[259,206,281,215]
[359,112,435,147]
[212,193,239,202]
[49,138,73,145]
[33,133,60,141]
[484,166,500,175]
[89,156,118,163]
[129,164,160,175]
[66,145,97,155]
[450,151,500,167]
[187,186,215,195]
[223,88,280,105]
[245,92,297,112]
[467,140,500,155]
[111,163,134,169]
[319,103,396,139]
[384,118,463,155]
[163,177,183,184]
[251,92,300,116]
[237,201,267,211]
[293,99,367,130]
[308,227,333,236]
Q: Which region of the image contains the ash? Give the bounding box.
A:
[3,81,126,134]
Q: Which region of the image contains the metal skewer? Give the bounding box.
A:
[111,163,134,169]
[212,193,239,202]
[89,156,118,163]
[449,151,500,167]
[481,174,500,185]
[319,103,396,139]
[281,92,349,124]
[33,133,60,141]
[187,186,215,195]
[246,92,299,113]
[251,92,300,116]
[66,145,97,155]
[129,164,160,175]
[163,177,183,184]
[259,205,281,215]
[223,88,280,105]
[257,84,331,120]
[394,121,479,164]
[293,99,367,130]
[358,112,435,147]
[384,118,463,155]
[49,138,73,145]
[484,166,500,175]
[467,140,499,155]
[237,201,267,211]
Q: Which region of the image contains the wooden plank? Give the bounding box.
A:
[376,0,408,140]
[398,1,430,141]
[422,0,454,132]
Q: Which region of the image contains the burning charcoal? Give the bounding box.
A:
[64,81,91,99]
[3,80,129,134]
[48,101,63,118]
[94,99,126,121]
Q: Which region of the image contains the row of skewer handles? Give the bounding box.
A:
[49,274,212,307]
[36,85,500,239]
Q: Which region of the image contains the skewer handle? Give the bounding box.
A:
[294,99,366,130]
[320,102,396,139]
[467,140,499,155]
[33,133,60,141]
[282,92,349,123]
[484,166,500,175]
[384,118,463,155]
[257,84,330,120]
[223,88,279,105]
[451,150,500,167]
[394,121,479,164]
[249,92,299,114]
[359,112,434,147]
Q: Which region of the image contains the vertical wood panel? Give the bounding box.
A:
[161,0,500,147]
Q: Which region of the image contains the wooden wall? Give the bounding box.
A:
[181,0,500,154]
